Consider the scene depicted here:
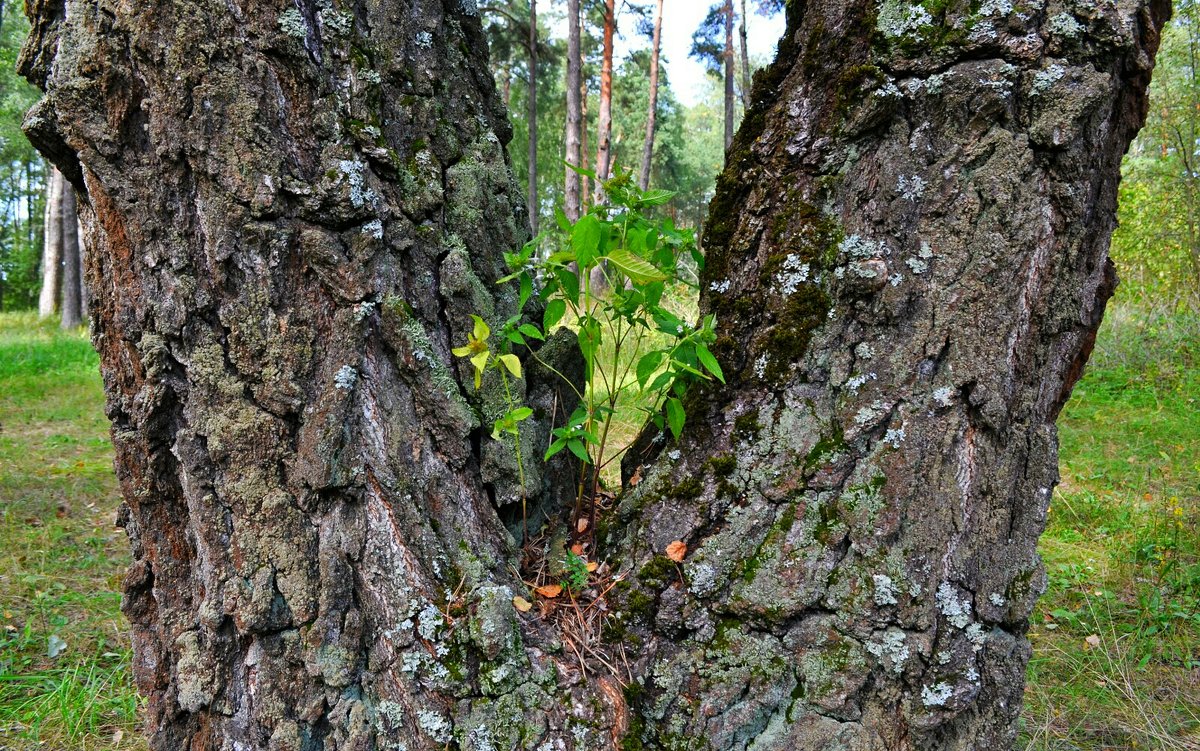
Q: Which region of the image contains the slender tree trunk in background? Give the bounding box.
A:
[78,216,90,317]
[738,0,751,108]
[502,63,512,111]
[60,181,82,328]
[581,83,591,213]
[590,0,617,293]
[527,0,539,235]
[723,0,735,150]
[21,0,1165,748]
[565,0,583,221]
[37,166,62,319]
[593,0,615,201]
[639,0,665,192]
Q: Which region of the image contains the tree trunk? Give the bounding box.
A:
[528,0,539,236]
[60,180,82,328]
[615,0,1166,747]
[21,0,1166,750]
[37,165,62,319]
[78,215,90,319]
[502,63,512,111]
[723,0,735,150]
[739,0,751,108]
[639,0,665,192]
[593,0,616,202]
[581,80,591,213]
[565,0,583,221]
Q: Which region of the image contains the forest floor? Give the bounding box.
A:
[0,306,1196,751]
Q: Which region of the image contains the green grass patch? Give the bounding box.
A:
[0,312,143,750]
[1022,303,1200,750]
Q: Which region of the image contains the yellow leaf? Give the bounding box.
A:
[471,315,491,342]
[665,540,687,563]
[586,561,598,572]
[512,596,533,612]
[499,354,522,379]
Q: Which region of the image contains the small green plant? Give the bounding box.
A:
[453,168,724,546]
[562,551,590,592]
[452,313,536,541]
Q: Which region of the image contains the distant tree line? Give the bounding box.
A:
[480,0,782,240]
[0,1,85,324]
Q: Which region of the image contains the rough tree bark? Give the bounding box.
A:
[639,0,665,192]
[566,0,584,221]
[60,179,82,328]
[37,164,62,319]
[21,0,1165,750]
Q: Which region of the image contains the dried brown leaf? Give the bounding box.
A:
[665,540,687,563]
[535,584,564,599]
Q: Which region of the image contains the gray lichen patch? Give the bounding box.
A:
[174,630,218,713]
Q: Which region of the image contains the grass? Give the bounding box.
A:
[1021,301,1200,750]
[0,312,144,750]
[0,299,1195,750]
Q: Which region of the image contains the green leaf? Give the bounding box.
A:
[556,267,580,302]
[509,407,534,422]
[545,438,568,460]
[695,343,725,383]
[519,274,533,309]
[518,323,545,341]
[648,370,674,393]
[564,160,598,180]
[606,248,668,284]
[636,351,664,387]
[572,214,603,267]
[555,206,571,233]
[637,188,675,207]
[567,439,590,463]
[498,354,523,379]
[491,418,510,440]
[666,397,685,440]
[544,298,567,330]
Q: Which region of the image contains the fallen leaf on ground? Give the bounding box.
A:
[513,596,533,612]
[535,584,563,598]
